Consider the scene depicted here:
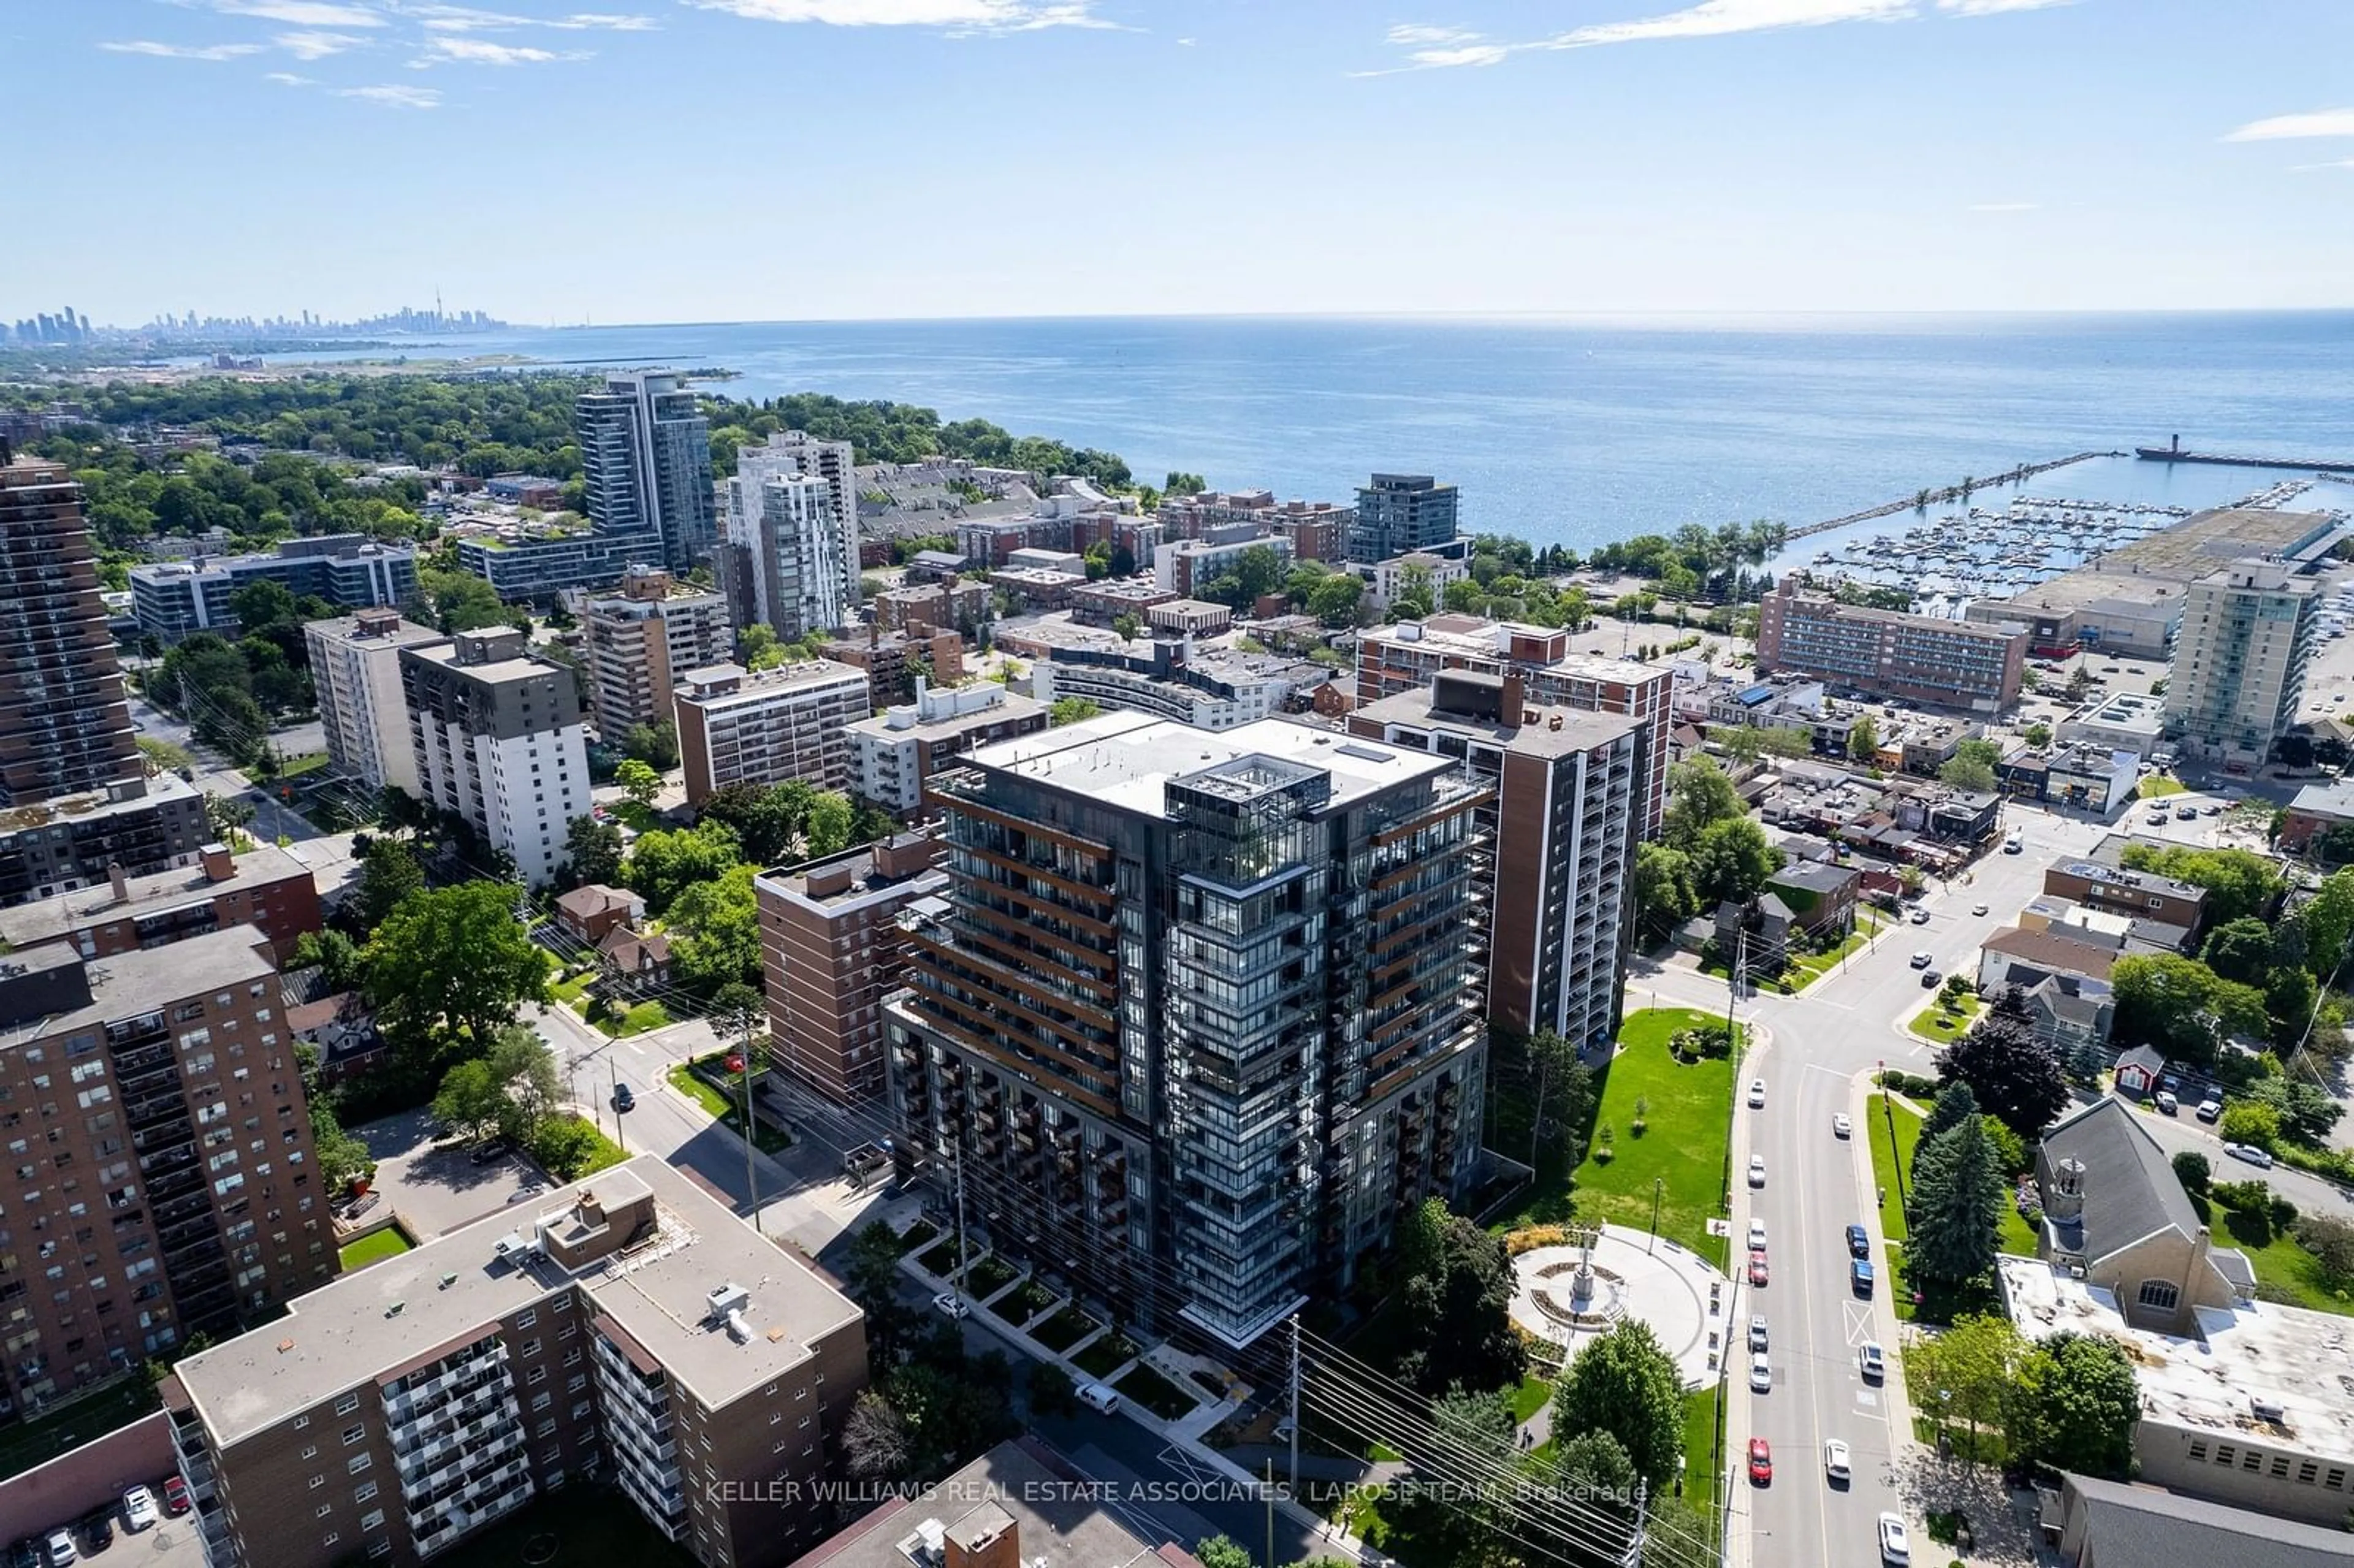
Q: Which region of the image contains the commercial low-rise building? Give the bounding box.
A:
[2281,776,2354,855]
[2045,856,2207,933]
[847,680,1047,816]
[305,610,449,796]
[2059,691,2169,759]
[0,840,320,964]
[755,833,946,1102]
[164,1159,868,1568]
[674,660,868,806]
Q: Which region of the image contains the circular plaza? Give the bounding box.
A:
[1509,1222,1733,1390]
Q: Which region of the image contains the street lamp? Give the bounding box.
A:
[1649,1176,1664,1254]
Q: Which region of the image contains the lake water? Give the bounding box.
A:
[247,311,2354,552]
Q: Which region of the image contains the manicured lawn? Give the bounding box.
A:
[1785,912,1886,989]
[1073,1332,1141,1378]
[1683,1386,1721,1511]
[1114,1362,1199,1419]
[1007,1279,1060,1323]
[340,1225,416,1270]
[1032,1305,1099,1352]
[918,1239,964,1278]
[1508,1375,1553,1423]
[2219,1212,2354,1315]
[896,1219,939,1255]
[599,1000,671,1038]
[0,1377,156,1483]
[1908,993,1981,1044]
[968,1254,1019,1299]
[1567,1008,1738,1267]
[2137,775,2187,799]
[666,1059,792,1154]
[550,970,595,1006]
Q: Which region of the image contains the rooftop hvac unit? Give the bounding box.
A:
[707,1282,751,1322]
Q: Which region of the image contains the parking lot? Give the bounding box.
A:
[353,1108,547,1241]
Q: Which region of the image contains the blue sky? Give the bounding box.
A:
[12,0,2352,323]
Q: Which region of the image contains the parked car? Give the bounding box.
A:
[1908,908,1930,925]
[2002,838,2023,854]
[1749,1252,1770,1287]
[1748,1315,1768,1352]
[161,1479,189,1517]
[1858,1342,1886,1382]
[1748,1155,1766,1188]
[120,1489,157,1534]
[932,1292,970,1320]
[1846,1222,1870,1258]
[1879,1512,1911,1566]
[1747,1079,1767,1109]
[2177,805,2198,821]
[2196,1098,2223,1124]
[1851,1258,1875,1296]
[1909,951,1932,969]
[468,1138,512,1165]
[1921,969,1941,988]
[1748,1437,1773,1484]
[1824,1439,1851,1483]
[1749,1353,1772,1393]
[9,1539,40,1568]
[2225,1142,2276,1169]
[2155,1090,2178,1115]
[1970,902,1987,916]
[1832,1113,1852,1139]
[41,1531,73,1568]
[1748,1218,1767,1251]
[74,1514,108,1555]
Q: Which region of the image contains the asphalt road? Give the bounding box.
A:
[1641,799,2118,1568]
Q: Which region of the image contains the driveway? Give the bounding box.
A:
[353,1108,548,1240]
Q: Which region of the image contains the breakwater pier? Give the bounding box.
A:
[1789,450,2117,541]
[2136,436,2354,476]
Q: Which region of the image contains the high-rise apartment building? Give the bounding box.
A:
[2162,559,2322,763]
[885,714,1490,1347]
[0,450,210,905]
[1350,674,1643,1045]
[579,568,734,740]
[1355,616,1673,837]
[723,435,858,640]
[130,536,419,645]
[163,1159,868,1568]
[0,926,335,1421]
[577,371,717,574]
[755,833,947,1102]
[1,451,142,805]
[305,610,449,796]
[1754,579,2030,712]
[673,661,868,807]
[1348,473,1459,564]
[400,629,592,889]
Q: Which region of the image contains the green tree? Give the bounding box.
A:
[136,736,193,776]
[2011,1331,2139,1480]
[1441,578,1485,615]
[1194,1537,1255,1568]
[2246,1076,2344,1146]
[669,865,762,995]
[2111,954,2270,1063]
[1903,1312,2024,1465]
[1632,841,1699,938]
[739,622,788,672]
[1661,756,1745,848]
[292,927,365,992]
[2219,1101,2281,1151]
[363,881,549,1063]
[805,791,856,858]
[2295,866,2354,978]
[309,1096,373,1193]
[2117,843,2282,926]
[406,565,509,634]
[1916,1081,1979,1173]
[2201,916,2277,986]
[1111,612,1140,641]
[1393,1199,1527,1395]
[1550,1318,1683,1488]
[352,836,425,929]
[1548,1428,1637,1505]
[1939,753,1998,793]
[1027,1361,1079,1420]
[1048,697,1102,727]
[2171,1149,2211,1197]
[843,1221,915,1373]
[1937,986,2068,1136]
[1232,544,1286,605]
[1307,573,1365,626]
[698,780,813,867]
[2022,722,2053,750]
[1689,815,1785,906]
[1908,1113,2004,1285]
[623,821,743,917]
[1164,470,1206,496]
[564,813,625,886]
[615,758,662,809]
[621,721,681,771]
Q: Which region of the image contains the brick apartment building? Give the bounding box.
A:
[1355,616,1672,836]
[1755,579,2029,712]
[163,1159,867,1568]
[0,842,321,965]
[0,925,335,1423]
[755,833,947,1102]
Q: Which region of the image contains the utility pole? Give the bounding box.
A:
[1623,1476,1649,1568]
[952,1143,971,1304]
[1265,1458,1275,1568]
[1726,928,1746,1037]
[739,1009,759,1233]
[1287,1317,1303,1500]
[609,1057,625,1155]
[1881,1058,1909,1220]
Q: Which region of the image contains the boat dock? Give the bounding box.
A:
[2136,436,2354,474]
[1788,450,2116,540]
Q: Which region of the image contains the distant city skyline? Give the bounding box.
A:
[4,1,2350,319]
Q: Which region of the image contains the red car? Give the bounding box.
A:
[1747,1438,1773,1485]
[162,1476,191,1515]
[1748,1251,1769,1287]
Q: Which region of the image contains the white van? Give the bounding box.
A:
[1076,1382,1121,1415]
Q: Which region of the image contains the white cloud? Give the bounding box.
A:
[422,32,576,59]
[1371,0,2070,71]
[100,39,267,58]
[2225,108,2354,142]
[1968,201,2039,211]
[552,11,658,26]
[337,80,441,104]
[687,0,1110,30]
[212,0,386,25]
[401,3,535,27]
[264,69,317,82]
[275,29,370,56]
[2294,158,2354,172]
